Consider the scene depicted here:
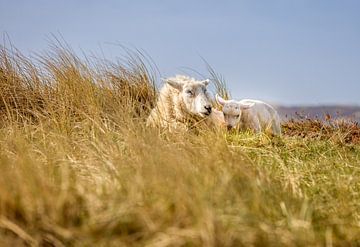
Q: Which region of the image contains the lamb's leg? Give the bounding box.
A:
[248,117,261,134]
[271,116,282,135]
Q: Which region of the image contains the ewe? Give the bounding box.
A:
[216,94,281,135]
[147,75,221,130]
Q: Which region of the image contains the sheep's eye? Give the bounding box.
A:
[235,115,240,118]
[185,90,193,95]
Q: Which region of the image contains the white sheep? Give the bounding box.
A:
[216,94,282,135]
[147,75,220,130]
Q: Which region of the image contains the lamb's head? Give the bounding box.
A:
[216,94,254,130]
[164,76,212,117]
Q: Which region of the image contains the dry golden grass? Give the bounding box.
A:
[0,42,360,246]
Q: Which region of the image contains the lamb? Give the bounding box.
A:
[147,75,220,130]
[216,94,282,135]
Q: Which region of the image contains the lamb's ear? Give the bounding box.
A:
[239,102,255,110]
[163,78,183,91]
[201,79,210,86]
[216,94,227,106]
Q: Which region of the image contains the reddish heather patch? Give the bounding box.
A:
[282,119,360,144]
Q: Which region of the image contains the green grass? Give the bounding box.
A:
[0,42,360,246]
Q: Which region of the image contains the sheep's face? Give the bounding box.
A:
[182,82,212,117]
[216,95,254,130]
[165,77,212,117]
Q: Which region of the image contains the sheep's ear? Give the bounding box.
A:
[202,79,210,86]
[239,102,255,110]
[163,78,183,91]
[216,94,227,106]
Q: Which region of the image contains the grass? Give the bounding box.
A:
[0,42,360,246]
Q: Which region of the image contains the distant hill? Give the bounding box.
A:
[276,105,360,122]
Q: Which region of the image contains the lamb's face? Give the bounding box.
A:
[216,94,254,130]
[165,77,212,117]
[222,101,242,130]
[181,82,212,117]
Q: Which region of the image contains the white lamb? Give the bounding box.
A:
[216,94,282,135]
[147,75,223,130]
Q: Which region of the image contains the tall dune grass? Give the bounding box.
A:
[0,42,360,246]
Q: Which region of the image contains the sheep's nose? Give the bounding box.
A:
[204,105,212,114]
[227,125,233,130]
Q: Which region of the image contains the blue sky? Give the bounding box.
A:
[1,0,359,105]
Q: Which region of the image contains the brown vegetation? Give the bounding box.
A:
[283,118,360,144]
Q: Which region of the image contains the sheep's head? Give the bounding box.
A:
[216,94,254,130]
[164,76,212,118]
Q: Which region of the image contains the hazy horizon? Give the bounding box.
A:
[1,0,359,105]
